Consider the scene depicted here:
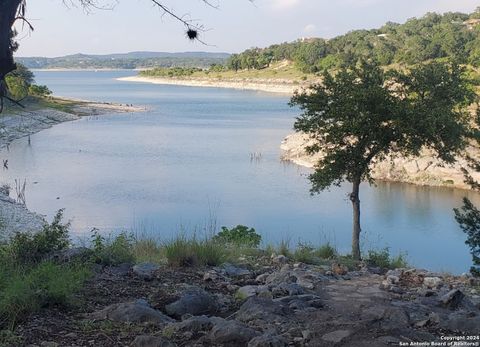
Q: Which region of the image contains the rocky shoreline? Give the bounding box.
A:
[15,252,480,346]
[0,98,145,149]
[0,98,146,241]
[118,75,305,94]
[281,132,480,191]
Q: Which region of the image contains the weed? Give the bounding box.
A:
[366,248,409,269]
[163,235,227,267]
[315,243,337,259]
[0,262,90,329]
[90,229,135,265]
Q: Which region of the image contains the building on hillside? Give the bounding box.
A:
[463,18,480,30]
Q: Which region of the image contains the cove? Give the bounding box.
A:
[0,70,476,274]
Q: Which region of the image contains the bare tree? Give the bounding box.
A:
[0,0,224,111]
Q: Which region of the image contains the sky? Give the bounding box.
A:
[15,0,480,57]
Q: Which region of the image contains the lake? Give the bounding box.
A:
[0,70,477,274]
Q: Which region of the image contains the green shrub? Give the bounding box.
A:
[276,239,292,257]
[163,235,196,267]
[90,230,135,265]
[132,238,163,264]
[213,225,261,247]
[0,261,90,329]
[293,242,316,264]
[390,253,409,269]
[194,239,227,266]
[0,329,23,346]
[366,248,391,269]
[454,197,480,276]
[8,209,70,264]
[163,235,227,267]
[28,84,52,97]
[336,255,360,271]
[366,248,409,269]
[315,243,337,259]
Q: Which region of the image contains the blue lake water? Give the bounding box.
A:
[0,70,478,274]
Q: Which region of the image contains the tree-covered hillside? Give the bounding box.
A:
[17,52,230,70]
[226,9,480,73]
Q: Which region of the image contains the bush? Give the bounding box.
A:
[163,235,226,267]
[213,225,261,248]
[90,230,135,265]
[315,243,337,259]
[366,248,408,269]
[132,238,163,264]
[366,248,391,269]
[0,261,90,329]
[8,209,70,264]
[390,253,409,269]
[293,242,316,264]
[276,239,292,257]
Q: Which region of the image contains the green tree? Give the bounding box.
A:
[290,60,476,260]
[454,198,480,276]
[4,62,33,100]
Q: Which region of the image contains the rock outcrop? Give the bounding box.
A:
[281,132,480,190]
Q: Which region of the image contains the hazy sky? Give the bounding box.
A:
[15,0,480,57]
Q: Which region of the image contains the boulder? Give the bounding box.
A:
[322,330,352,343]
[236,297,291,323]
[236,285,271,300]
[440,289,465,310]
[166,315,213,334]
[208,317,260,346]
[423,277,443,289]
[255,273,269,283]
[106,263,132,276]
[248,334,288,347]
[49,247,91,263]
[165,288,218,318]
[132,263,160,281]
[203,270,224,282]
[272,283,305,297]
[440,312,480,334]
[380,307,410,331]
[222,263,251,278]
[132,335,176,347]
[275,294,323,311]
[272,255,288,264]
[236,286,260,299]
[90,299,174,324]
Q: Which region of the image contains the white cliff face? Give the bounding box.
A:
[280,132,480,190]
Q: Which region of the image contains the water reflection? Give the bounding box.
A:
[0,70,474,274]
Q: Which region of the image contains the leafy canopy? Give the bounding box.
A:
[454,198,480,276]
[290,60,476,193]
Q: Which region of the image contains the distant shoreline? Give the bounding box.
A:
[31,68,143,72]
[117,75,301,95]
[0,96,146,150]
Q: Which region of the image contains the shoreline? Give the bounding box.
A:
[118,75,302,94]
[0,96,146,149]
[31,68,143,72]
[0,96,146,239]
[281,132,480,191]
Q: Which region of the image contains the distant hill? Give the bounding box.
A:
[16,51,230,70]
[226,9,480,73]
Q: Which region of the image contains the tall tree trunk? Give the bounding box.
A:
[0,0,22,78]
[350,177,361,260]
